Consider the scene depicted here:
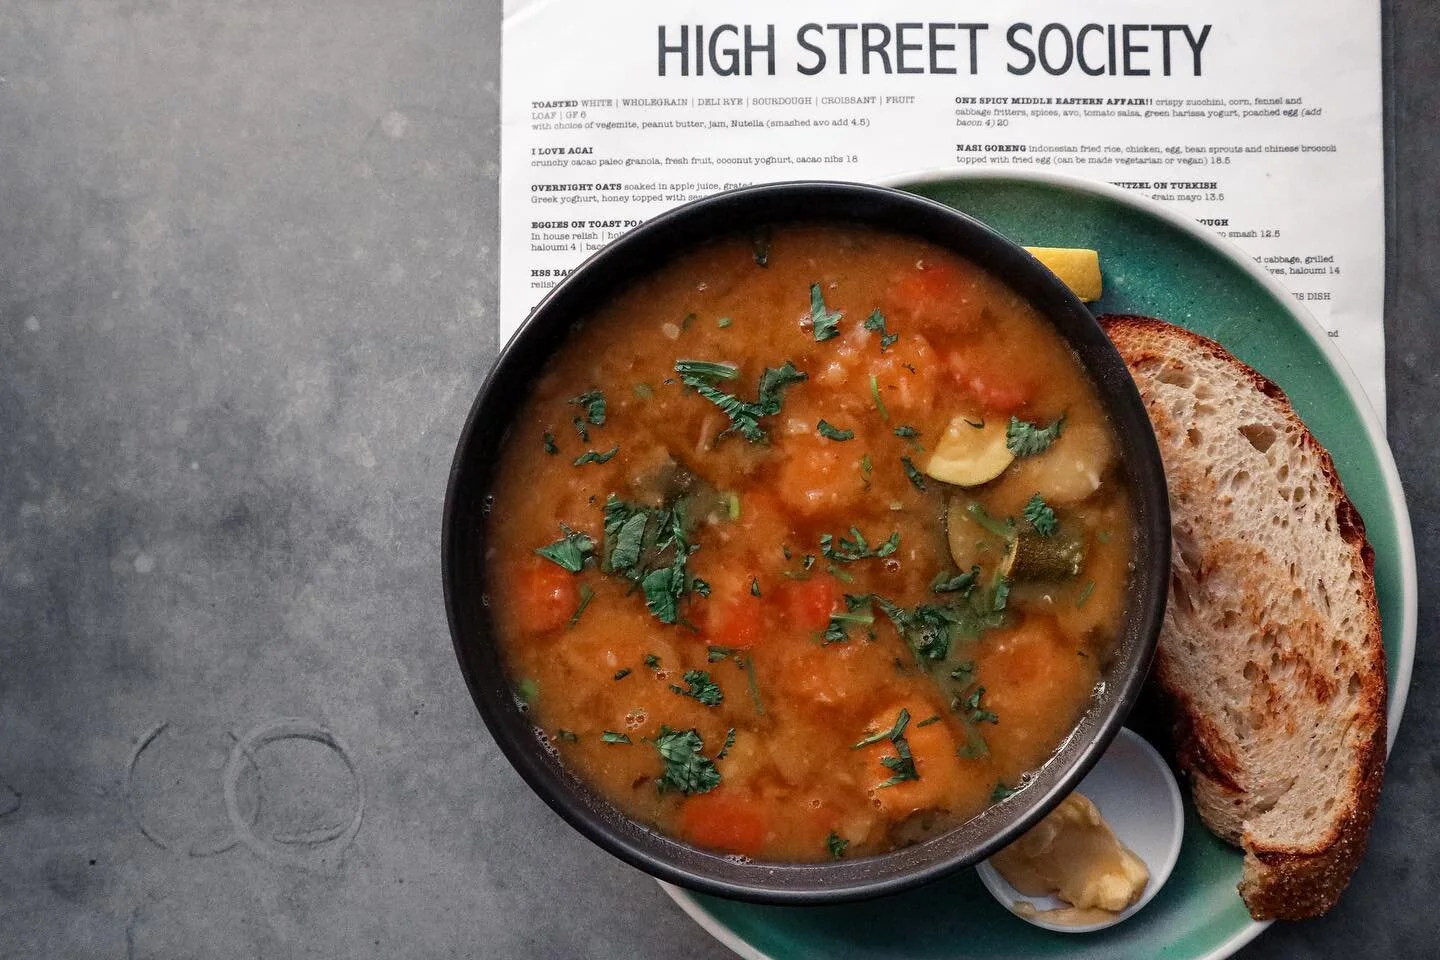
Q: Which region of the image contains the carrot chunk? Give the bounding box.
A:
[680,789,769,856]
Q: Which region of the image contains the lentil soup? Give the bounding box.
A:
[487,224,1134,863]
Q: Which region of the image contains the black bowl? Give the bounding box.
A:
[443,181,1170,904]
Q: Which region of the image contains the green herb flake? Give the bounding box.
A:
[602,731,632,744]
[516,678,539,705]
[670,669,724,707]
[916,714,942,728]
[568,583,595,627]
[966,502,1016,540]
[555,729,579,743]
[725,493,741,521]
[571,416,590,443]
[893,425,919,439]
[991,781,1018,803]
[568,389,607,426]
[675,358,806,444]
[817,419,855,442]
[823,603,874,645]
[613,668,632,681]
[1023,493,1059,536]
[827,832,850,859]
[860,454,873,485]
[826,563,855,584]
[802,554,816,571]
[535,526,597,573]
[959,686,999,725]
[716,727,737,760]
[692,577,712,598]
[749,576,761,597]
[653,726,722,794]
[932,567,980,594]
[809,283,843,341]
[992,578,1012,612]
[644,654,661,670]
[1076,580,1097,608]
[820,526,900,563]
[852,708,919,787]
[717,316,733,329]
[869,375,890,421]
[862,309,899,351]
[1006,415,1065,457]
[573,446,620,467]
[543,432,558,455]
[901,456,927,492]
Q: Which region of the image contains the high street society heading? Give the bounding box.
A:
[654,22,1212,78]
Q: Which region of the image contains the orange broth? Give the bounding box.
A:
[487,224,1134,862]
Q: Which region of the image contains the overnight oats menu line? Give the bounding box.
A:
[502,0,1386,414]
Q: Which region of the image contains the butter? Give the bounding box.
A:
[991,792,1149,926]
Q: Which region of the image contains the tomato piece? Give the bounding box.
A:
[705,596,764,649]
[679,789,769,856]
[946,349,1034,415]
[781,578,839,633]
[886,261,983,335]
[513,561,579,633]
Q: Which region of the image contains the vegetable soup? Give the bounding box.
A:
[486,224,1134,863]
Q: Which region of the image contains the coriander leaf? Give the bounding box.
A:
[749,576,761,597]
[852,708,919,788]
[670,669,723,706]
[572,416,589,442]
[992,577,1011,612]
[820,526,900,563]
[932,567,980,594]
[692,577,711,598]
[991,781,1017,803]
[1023,493,1059,536]
[900,456,926,492]
[755,362,807,414]
[535,526,596,573]
[642,565,683,624]
[893,425,919,439]
[716,727,737,760]
[644,654,661,670]
[674,359,740,381]
[916,714,942,728]
[706,645,737,663]
[653,726,722,794]
[1006,415,1065,457]
[676,359,806,443]
[817,419,855,442]
[568,583,595,627]
[809,283,843,341]
[573,446,619,466]
[717,316,733,329]
[862,309,899,351]
[613,668,632,681]
[556,729,579,743]
[823,607,874,645]
[602,731,632,744]
[569,389,607,426]
[543,432,558,455]
[959,686,999,725]
[966,502,1016,540]
[827,832,850,859]
[852,707,912,749]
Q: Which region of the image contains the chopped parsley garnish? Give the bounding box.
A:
[900,456,926,492]
[826,563,855,584]
[571,416,590,442]
[543,432,558,454]
[716,727,737,760]
[869,375,890,421]
[535,526,596,573]
[809,283,843,341]
[613,668,632,681]
[601,496,697,625]
[741,654,765,715]
[653,726,722,794]
[569,389,606,426]
[966,502,1016,540]
[991,781,1018,803]
[802,554,817,571]
[853,708,919,787]
[555,729,579,743]
[750,576,761,597]
[516,678,538,705]
[859,454,873,485]
[862,309,899,350]
[670,669,724,706]
[706,645,737,663]
[717,316,733,329]
[644,654,661,670]
[959,686,999,725]
[916,714,942,728]
[568,583,595,627]
[823,603,874,645]
[1023,493,1059,536]
[820,526,900,563]
[1076,580,1096,608]
[893,425,919,439]
[817,419,855,442]
[932,567,980,594]
[675,358,807,443]
[602,731,632,744]
[992,577,1012,612]
[573,446,619,466]
[692,577,712,598]
[867,582,1007,665]
[827,832,850,859]
[1007,415,1065,457]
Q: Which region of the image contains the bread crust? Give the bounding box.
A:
[1100,314,1386,921]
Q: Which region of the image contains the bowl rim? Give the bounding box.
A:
[442,179,1171,904]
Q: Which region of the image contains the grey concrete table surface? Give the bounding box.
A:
[0,1,1434,957]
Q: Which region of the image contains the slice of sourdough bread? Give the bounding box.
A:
[1101,315,1386,921]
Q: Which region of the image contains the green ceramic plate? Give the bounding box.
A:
[663,171,1416,960]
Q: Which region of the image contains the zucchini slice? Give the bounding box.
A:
[925,416,1015,487]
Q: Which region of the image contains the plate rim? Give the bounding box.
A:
[661,167,1418,960]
